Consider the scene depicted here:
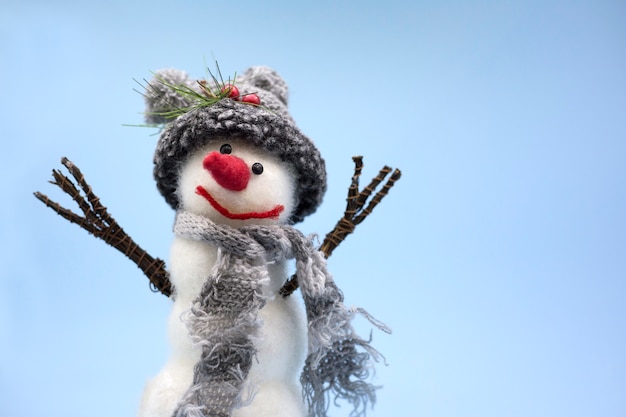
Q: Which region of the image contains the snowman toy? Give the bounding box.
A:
[134,66,391,417]
[36,65,395,417]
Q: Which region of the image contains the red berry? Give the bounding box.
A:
[221,84,240,99]
[241,93,261,105]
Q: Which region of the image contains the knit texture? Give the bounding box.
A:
[172,210,389,417]
[147,66,326,224]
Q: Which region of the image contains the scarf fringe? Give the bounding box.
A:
[301,338,379,417]
[299,280,390,417]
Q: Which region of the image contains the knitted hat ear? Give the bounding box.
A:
[242,66,289,106]
[144,68,197,125]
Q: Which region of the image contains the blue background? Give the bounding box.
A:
[2,1,625,416]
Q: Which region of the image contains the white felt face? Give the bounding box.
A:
[177,139,297,227]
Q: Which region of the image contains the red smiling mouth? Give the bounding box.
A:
[195,186,285,220]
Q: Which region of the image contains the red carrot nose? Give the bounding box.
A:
[202,151,250,191]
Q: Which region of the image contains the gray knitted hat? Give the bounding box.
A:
[145,66,326,224]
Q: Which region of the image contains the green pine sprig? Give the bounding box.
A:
[139,62,261,122]
[127,62,271,131]
[140,71,234,121]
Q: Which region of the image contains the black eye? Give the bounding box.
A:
[220,144,232,154]
[251,162,264,175]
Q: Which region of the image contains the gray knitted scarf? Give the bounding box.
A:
[171,210,390,417]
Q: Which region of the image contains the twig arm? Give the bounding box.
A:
[279,156,401,297]
[34,158,173,297]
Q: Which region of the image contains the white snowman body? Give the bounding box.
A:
[138,139,308,417]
